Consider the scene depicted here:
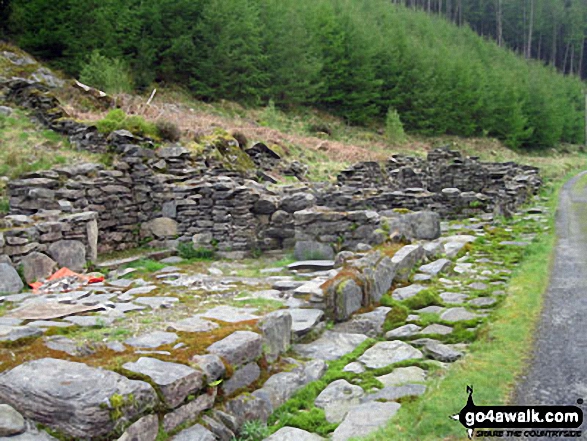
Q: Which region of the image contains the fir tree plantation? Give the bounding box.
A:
[2,0,585,148]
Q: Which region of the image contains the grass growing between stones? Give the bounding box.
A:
[356,177,566,441]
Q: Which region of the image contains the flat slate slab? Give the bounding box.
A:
[265,427,325,440]
[377,366,427,387]
[207,331,263,367]
[419,324,453,335]
[440,307,478,322]
[0,325,42,342]
[134,297,179,310]
[124,286,158,296]
[440,292,469,304]
[122,357,203,408]
[424,342,464,362]
[385,324,421,339]
[332,401,401,441]
[166,317,219,333]
[419,258,452,276]
[198,306,259,323]
[288,261,335,272]
[289,308,324,336]
[468,297,497,307]
[314,379,364,423]
[392,284,427,301]
[125,331,178,348]
[0,358,158,439]
[358,341,423,369]
[362,384,427,403]
[7,302,102,320]
[170,424,215,441]
[293,332,369,361]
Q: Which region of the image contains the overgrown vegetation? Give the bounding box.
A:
[4,0,585,147]
[95,109,158,139]
[0,109,99,205]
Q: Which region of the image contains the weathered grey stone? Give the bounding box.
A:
[314,379,365,423]
[385,324,422,339]
[293,280,324,297]
[107,341,127,352]
[440,292,468,304]
[293,332,369,361]
[362,384,426,403]
[424,342,463,362]
[44,336,95,357]
[419,258,452,276]
[468,297,497,307]
[289,308,324,336]
[265,427,325,440]
[366,256,396,302]
[124,286,158,296]
[440,307,478,322]
[420,324,453,335]
[303,359,328,382]
[0,404,25,436]
[199,306,259,323]
[392,284,426,301]
[415,305,444,314]
[333,307,391,337]
[0,325,42,342]
[117,414,159,441]
[134,296,179,309]
[294,241,334,261]
[200,415,235,441]
[47,240,86,272]
[469,282,488,290]
[224,393,272,428]
[271,279,305,291]
[390,244,424,282]
[377,366,427,387]
[258,310,292,362]
[330,278,362,321]
[222,362,261,396]
[20,252,57,284]
[142,217,178,239]
[342,362,365,374]
[207,331,263,367]
[163,393,215,433]
[167,317,219,333]
[125,331,178,348]
[0,264,24,294]
[358,341,423,369]
[170,423,215,441]
[122,357,204,408]
[25,320,73,329]
[280,193,315,213]
[0,358,158,439]
[190,354,226,383]
[422,241,444,259]
[332,401,401,441]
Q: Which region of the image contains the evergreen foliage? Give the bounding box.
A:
[5,0,586,148]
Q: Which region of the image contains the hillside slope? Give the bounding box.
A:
[2,0,586,148]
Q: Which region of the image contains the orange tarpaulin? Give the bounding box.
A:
[29,268,105,290]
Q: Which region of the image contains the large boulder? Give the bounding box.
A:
[258,310,292,362]
[326,277,363,322]
[47,240,86,272]
[207,331,263,367]
[0,263,24,294]
[20,252,57,284]
[141,217,178,239]
[390,244,424,283]
[122,357,204,408]
[294,241,334,261]
[0,358,158,439]
[280,193,316,213]
[385,211,440,241]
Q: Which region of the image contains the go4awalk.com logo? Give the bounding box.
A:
[450,386,584,439]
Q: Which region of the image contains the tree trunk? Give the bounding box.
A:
[495,0,503,47]
[579,38,585,79]
[551,23,557,66]
[526,0,535,59]
[563,41,571,74]
[427,0,431,13]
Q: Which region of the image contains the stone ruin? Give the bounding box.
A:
[0,72,547,441]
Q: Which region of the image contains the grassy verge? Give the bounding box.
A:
[357,171,578,441]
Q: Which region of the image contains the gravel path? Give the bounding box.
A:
[513,172,587,438]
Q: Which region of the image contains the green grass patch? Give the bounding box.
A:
[123,259,167,273]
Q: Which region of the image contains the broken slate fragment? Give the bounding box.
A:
[125,331,178,349]
[122,357,204,408]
